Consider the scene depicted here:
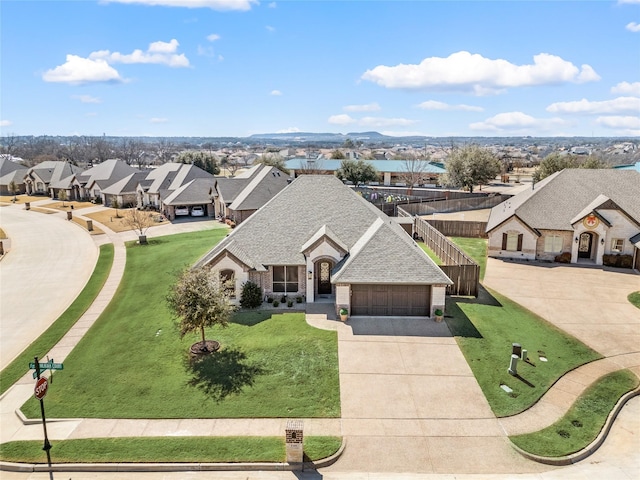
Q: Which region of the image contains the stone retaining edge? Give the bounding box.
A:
[510,387,640,466]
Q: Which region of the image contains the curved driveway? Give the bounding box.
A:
[0,205,97,370]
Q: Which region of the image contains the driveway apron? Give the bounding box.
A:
[324,317,548,474]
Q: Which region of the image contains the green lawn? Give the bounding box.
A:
[20,230,340,419]
[417,242,442,265]
[628,291,640,309]
[0,436,342,464]
[0,244,114,395]
[449,237,487,280]
[446,288,602,417]
[511,369,639,457]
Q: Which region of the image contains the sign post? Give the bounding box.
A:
[32,356,53,472]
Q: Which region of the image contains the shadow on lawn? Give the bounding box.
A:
[454,284,502,307]
[185,347,265,402]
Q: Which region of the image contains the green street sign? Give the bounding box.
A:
[29,359,64,377]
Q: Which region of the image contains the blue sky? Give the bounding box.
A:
[1,0,639,138]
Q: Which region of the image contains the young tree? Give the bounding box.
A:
[399,157,432,193]
[532,153,579,183]
[112,198,121,218]
[58,189,68,207]
[122,208,155,244]
[8,180,18,202]
[167,267,235,353]
[177,151,221,175]
[336,159,379,186]
[330,149,346,159]
[443,145,501,193]
[256,153,289,174]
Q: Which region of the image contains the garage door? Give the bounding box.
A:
[351,284,430,316]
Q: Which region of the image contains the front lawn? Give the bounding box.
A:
[0,436,342,464]
[510,369,638,457]
[20,230,340,419]
[628,291,640,309]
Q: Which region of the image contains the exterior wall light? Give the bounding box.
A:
[308,270,312,280]
[601,238,605,245]
[574,237,579,243]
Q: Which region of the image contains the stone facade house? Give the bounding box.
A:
[195,175,452,317]
[486,169,640,269]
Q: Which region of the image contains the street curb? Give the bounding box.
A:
[510,387,640,465]
[0,438,346,473]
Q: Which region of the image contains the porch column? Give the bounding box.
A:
[305,259,314,303]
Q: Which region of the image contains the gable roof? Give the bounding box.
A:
[228,165,289,211]
[76,159,140,187]
[196,175,452,285]
[101,171,148,195]
[145,163,213,195]
[27,161,82,187]
[162,177,216,205]
[487,169,640,233]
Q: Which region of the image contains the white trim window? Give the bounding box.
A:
[544,235,563,253]
[611,238,624,253]
[272,266,299,293]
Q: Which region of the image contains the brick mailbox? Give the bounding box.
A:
[285,420,304,467]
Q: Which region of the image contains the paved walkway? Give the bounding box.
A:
[1,204,639,477]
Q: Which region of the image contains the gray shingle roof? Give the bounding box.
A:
[487,169,640,232]
[228,165,290,211]
[163,178,216,205]
[195,175,451,285]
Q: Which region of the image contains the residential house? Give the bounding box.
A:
[486,169,640,269]
[24,161,83,197]
[285,158,446,186]
[213,163,290,224]
[195,175,452,317]
[74,159,141,201]
[101,171,148,208]
[0,157,28,195]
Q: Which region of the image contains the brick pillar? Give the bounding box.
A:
[285,420,304,467]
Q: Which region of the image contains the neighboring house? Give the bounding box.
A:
[24,161,83,197]
[195,175,452,317]
[213,163,290,224]
[101,171,148,208]
[0,157,28,195]
[136,162,215,219]
[285,158,446,186]
[75,159,141,201]
[486,169,640,269]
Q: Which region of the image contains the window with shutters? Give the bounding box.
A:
[502,232,523,252]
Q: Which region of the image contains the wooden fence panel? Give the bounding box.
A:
[424,220,488,238]
[402,195,509,216]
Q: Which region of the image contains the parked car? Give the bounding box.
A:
[175,206,189,216]
[190,206,205,217]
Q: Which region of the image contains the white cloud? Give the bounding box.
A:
[89,39,189,67]
[265,25,275,33]
[547,96,640,115]
[328,114,356,125]
[362,51,600,95]
[343,102,381,112]
[270,90,282,96]
[611,81,640,95]
[72,94,102,104]
[276,127,300,133]
[268,2,277,7]
[470,112,567,133]
[626,22,640,32]
[43,55,123,84]
[207,33,221,41]
[103,0,257,11]
[416,100,483,112]
[150,117,169,123]
[0,120,12,127]
[595,115,640,130]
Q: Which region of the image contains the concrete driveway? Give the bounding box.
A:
[324,316,548,475]
[0,205,97,370]
[483,258,640,358]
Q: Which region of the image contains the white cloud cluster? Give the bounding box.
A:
[417,100,483,112]
[547,96,640,114]
[0,120,12,127]
[72,95,102,104]
[611,81,640,95]
[626,22,640,32]
[343,103,381,112]
[270,90,282,96]
[469,112,567,133]
[43,40,189,85]
[362,51,600,95]
[206,33,221,41]
[103,0,257,11]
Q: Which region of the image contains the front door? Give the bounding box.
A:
[317,260,332,295]
[578,232,593,259]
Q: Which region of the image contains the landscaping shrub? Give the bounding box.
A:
[554,252,571,263]
[603,254,633,268]
[240,281,263,309]
[272,300,280,307]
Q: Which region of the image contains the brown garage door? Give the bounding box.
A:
[351,284,430,316]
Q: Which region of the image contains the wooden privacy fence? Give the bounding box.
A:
[423,219,488,238]
[404,210,479,297]
[401,194,509,216]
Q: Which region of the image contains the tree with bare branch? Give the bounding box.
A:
[123,208,155,244]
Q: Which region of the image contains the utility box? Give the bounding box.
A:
[86,219,93,231]
[512,343,522,357]
[285,420,304,467]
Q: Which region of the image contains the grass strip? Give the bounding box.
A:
[446,287,602,417]
[510,369,639,457]
[417,242,442,265]
[20,230,340,419]
[0,244,114,395]
[0,436,342,464]
[449,237,487,280]
[628,291,640,309]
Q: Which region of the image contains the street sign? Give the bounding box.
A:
[34,377,48,400]
[29,360,63,371]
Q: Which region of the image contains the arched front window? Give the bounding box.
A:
[220,269,236,299]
